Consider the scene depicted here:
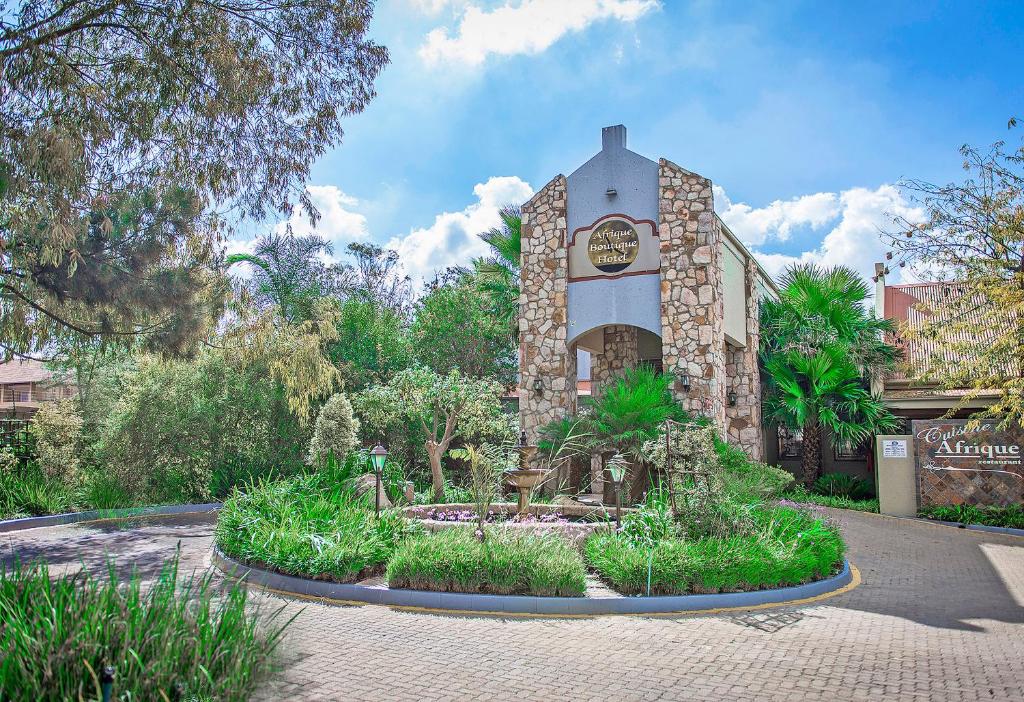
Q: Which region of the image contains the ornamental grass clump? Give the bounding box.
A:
[386,528,587,597]
[585,505,844,596]
[216,473,415,582]
[0,554,288,701]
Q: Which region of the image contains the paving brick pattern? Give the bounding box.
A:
[3,510,1023,701]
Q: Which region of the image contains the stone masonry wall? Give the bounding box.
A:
[724,258,764,459]
[519,175,576,449]
[657,159,726,431]
[590,325,639,396]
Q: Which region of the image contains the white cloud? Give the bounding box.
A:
[276,185,368,244]
[409,0,464,13]
[728,184,926,286]
[714,185,840,246]
[419,0,659,67]
[387,175,534,283]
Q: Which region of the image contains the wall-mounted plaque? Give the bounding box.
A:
[569,213,659,282]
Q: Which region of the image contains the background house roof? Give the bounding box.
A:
[0,359,55,385]
[883,280,1008,383]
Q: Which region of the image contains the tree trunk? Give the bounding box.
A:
[800,423,822,487]
[426,440,445,502]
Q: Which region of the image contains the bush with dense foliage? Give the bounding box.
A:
[919,503,1024,529]
[216,471,415,582]
[307,392,360,466]
[0,555,287,700]
[812,472,874,500]
[29,400,83,486]
[716,440,794,502]
[386,528,587,597]
[97,353,302,504]
[586,505,845,595]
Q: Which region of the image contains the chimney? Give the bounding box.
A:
[602,124,626,152]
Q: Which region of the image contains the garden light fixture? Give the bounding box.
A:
[533,378,544,396]
[369,445,388,519]
[728,390,737,407]
[607,463,627,528]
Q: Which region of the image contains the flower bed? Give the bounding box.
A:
[386,528,587,597]
[216,475,415,583]
[585,505,845,596]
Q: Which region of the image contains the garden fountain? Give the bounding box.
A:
[505,431,544,515]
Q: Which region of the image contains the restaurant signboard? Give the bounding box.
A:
[912,419,1024,507]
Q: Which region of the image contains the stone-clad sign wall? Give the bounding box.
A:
[520,175,577,443]
[658,159,726,429]
[519,127,764,462]
[912,419,1024,507]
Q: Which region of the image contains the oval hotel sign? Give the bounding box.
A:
[569,213,659,281]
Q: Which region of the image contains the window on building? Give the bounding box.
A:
[777,426,802,459]
[834,439,869,461]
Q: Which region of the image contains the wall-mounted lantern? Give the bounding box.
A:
[676,374,691,393]
[728,390,737,407]
[532,378,544,396]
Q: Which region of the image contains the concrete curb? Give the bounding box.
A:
[919,518,1024,538]
[212,547,854,617]
[0,503,222,533]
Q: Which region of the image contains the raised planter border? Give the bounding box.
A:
[212,547,856,617]
[0,503,222,533]
[916,518,1024,538]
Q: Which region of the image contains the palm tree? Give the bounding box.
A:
[761,264,901,485]
[472,205,521,343]
[585,365,688,500]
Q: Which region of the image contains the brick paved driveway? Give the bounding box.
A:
[4,510,1023,701]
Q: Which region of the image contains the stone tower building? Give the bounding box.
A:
[519,125,773,470]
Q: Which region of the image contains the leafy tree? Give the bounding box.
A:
[472,205,522,343]
[411,273,516,385]
[308,392,360,466]
[339,243,413,317]
[354,367,506,502]
[760,265,900,485]
[330,297,412,390]
[228,234,347,323]
[886,140,1024,427]
[222,297,342,423]
[1,0,387,355]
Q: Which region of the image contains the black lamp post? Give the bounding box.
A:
[369,445,388,519]
[607,464,626,529]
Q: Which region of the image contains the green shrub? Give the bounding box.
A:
[586,506,845,595]
[29,400,83,486]
[919,503,1024,529]
[97,353,299,504]
[0,464,77,518]
[386,528,587,597]
[812,472,874,500]
[716,441,794,501]
[216,474,415,582]
[307,391,360,466]
[780,486,879,513]
[0,555,287,700]
[83,471,136,510]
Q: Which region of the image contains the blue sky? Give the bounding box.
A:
[236,0,1024,286]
